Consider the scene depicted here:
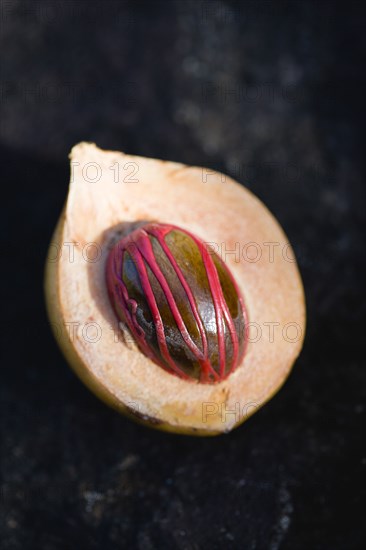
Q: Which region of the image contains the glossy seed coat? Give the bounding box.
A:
[106,223,248,383]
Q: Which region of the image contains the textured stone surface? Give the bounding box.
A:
[1,1,364,549]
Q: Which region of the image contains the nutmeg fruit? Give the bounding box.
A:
[44,142,305,435]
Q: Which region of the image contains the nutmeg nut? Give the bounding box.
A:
[106,222,248,383]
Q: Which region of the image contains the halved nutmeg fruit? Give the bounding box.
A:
[45,142,305,435]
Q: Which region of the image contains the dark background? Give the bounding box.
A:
[1,1,365,549]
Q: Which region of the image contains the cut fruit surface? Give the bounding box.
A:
[45,142,306,435]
